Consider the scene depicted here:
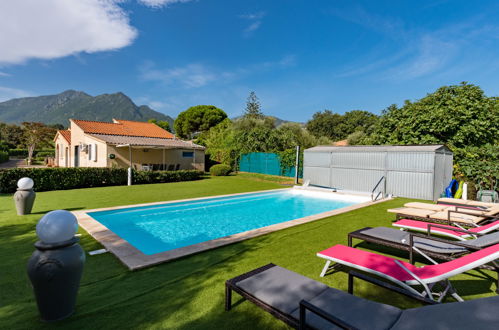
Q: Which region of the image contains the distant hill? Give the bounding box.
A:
[0,90,174,128]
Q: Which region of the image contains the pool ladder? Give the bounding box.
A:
[371,176,386,201]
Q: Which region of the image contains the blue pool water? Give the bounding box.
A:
[88,189,361,255]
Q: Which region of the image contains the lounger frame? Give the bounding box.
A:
[319,242,499,301]
[348,227,470,263]
[348,227,498,274]
[225,263,360,329]
[225,264,434,329]
[225,263,301,328]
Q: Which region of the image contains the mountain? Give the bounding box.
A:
[0,90,174,127]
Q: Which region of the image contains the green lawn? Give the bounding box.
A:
[0,176,496,329]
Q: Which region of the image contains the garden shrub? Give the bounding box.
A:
[36,151,54,158]
[0,151,8,163]
[210,164,232,176]
[8,149,28,157]
[0,168,204,193]
[8,149,55,157]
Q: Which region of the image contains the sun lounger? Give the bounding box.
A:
[388,207,490,225]
[347,227,499,269]
[405,202,449,212]
[317,244,499,302]
[438,197,498,208]
[393,218,499,240]
[225,263,499,329]
[405,202,499,217]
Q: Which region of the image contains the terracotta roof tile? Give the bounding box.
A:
[71,119,174,139]
[332,139,349,146]
[57,130,71,144]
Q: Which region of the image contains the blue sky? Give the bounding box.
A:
[1,0,499,121]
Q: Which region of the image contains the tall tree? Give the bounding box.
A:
[363,82,499,189]
[306,110,343,140]
[244,91,264,119]
[22,122,56,164]
[148,118,171,132]
[174,105,227,139]
[306,110,378,141]
[367,82,498,148]
[0,122,24,148]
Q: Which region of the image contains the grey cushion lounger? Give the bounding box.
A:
[227,264,499,330]
[359,227,499,254]
[235,265,402,330]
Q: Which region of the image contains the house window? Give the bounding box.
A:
[182,151,194,158]
[88,143,97,162]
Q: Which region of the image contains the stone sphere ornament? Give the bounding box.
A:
[27,210,85,321]
[36,210,78,244]
[18,177,34,190]
[13,177,36,215]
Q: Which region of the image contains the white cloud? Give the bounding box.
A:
[244,21,262,33]
[139,62,219,88]
[138,0,193,8]
[240,11,266,37]
[239,12,266,20]
[0,72,11,77]
[139,55,296,89]
[0,86,31,101]
[0,0,138,65]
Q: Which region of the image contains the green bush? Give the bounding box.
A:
[0,142,10,152]
[210,164,232,176]
[133,170,204,184]
[8,149,28,157]
[0,168,205,193]
[8,149,55,157]
[0,151,8,163]
[36,151,54,158]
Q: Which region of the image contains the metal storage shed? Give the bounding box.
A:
[303,145,453,201]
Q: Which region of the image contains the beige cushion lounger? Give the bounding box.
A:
[404,202,448,212]
[437,198,498,208]
[429,211,483,224]
[388,207,436,218]
[404,202,499,217]
[388,207,485,225]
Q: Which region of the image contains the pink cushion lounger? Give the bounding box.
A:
[317,244,499,303]
[393,218,499,241]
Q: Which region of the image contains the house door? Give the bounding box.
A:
[65,147,69,167]
[74,146,79,167]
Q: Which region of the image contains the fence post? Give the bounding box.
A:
[295,146,300,185]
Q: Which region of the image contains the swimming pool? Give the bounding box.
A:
[86,189,369,256]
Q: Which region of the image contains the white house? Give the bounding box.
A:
[54,119,205,171]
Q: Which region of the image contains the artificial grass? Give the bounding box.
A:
[0,176,496,329]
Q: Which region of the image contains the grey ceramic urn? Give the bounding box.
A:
[14,177,36,215]
[27,210,85,321]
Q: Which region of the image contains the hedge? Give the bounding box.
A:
[210,164,232,176]
[36,151,54,158]
[0,151,8,163]
[0,168,205,193]
[8,149,55,157]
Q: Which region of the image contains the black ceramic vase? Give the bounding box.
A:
[27,237,85,321]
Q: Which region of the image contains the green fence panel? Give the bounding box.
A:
[239,152,302,178]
